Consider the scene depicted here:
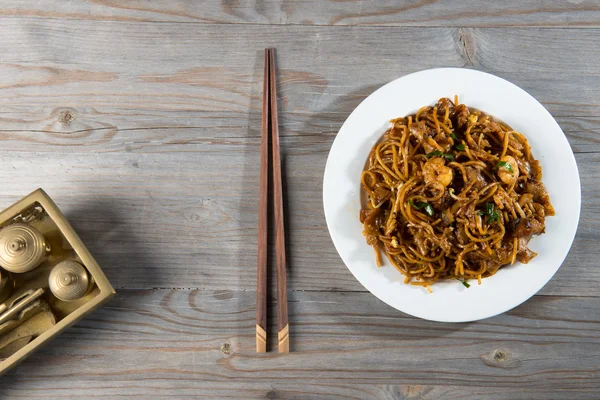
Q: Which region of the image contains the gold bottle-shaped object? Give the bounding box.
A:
[0,223,49,274]
[49,261,91,302]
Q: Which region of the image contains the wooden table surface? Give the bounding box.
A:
[0,1,598,399]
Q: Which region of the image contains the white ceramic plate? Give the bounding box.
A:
[323,68,580,322]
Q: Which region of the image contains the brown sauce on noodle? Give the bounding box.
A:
[360,97,554,291]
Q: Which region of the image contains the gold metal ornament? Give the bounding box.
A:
[0,223,48,274]
[0,288,46,334]
[48,261,91,302]
[0,270,12,305]
[0,189,114,376]
[0,306,56,359]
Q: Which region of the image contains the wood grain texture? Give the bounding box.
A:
[0,0,599,27]
[0,147,596,295]
[0,23,597,145]
[0,21,595,294]
[0,289,598,398]
[0,3,598,397]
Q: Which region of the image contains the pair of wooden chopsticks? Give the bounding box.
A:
[256,48,289,353]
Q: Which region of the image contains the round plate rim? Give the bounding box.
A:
[322,67,581,322]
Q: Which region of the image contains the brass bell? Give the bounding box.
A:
[0,223,48,274]
[48,261,91,302]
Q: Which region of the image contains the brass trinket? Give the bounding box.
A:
[0,306,55,360]
[49,261,91,302]
[0,269,12,305]
[0,189,115,375]
[0,223,49,273]
[0,288,45,329]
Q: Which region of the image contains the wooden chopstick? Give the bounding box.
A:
[256,48,269,353]
[269,48,289,353]
[256,48,290,353]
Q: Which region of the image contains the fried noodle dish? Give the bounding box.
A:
[360,97,554,291]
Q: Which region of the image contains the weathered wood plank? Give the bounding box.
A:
[0,23,594,294]
[0,24,597,150]
[0,289,598,398]
[0,3,596,399]
[0,145,594,294]
[1,0,599,27]
[0,383,597,400]
[0,23,597,119]
[0,113,599,154]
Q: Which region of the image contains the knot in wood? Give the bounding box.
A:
[265,390,277,399]
[59,110,75,124]
[493,349,507,362]
[221,342,232,355]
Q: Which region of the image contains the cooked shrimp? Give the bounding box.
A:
[423,157,453,187]
[497,155,519,185]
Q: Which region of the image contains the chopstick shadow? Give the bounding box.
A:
[239,50,277,350]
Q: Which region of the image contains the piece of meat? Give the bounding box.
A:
[508,135,524,152]
[457,199,477,219]
[436,98,456,116]
[360,208,380,241]
[516,236,537,264]
[360,208,377,224]
[455,105,470,130]
[530,159,543,180]
[465,249,493,262]
[437,137,453,152]
[371,183,391,205]
[518,248,537,264]
[493,187,511,210]
[439,228,454,253]
[431,190,452,211]
[441,207,455,227]
[517,158,531,177]
[526,181,555,216]
[530,216,545,235]
[512,219,532,237]
[465,166,488,190]
[409,122,424,142]
[409,121,437,153]
[413,231,430,257]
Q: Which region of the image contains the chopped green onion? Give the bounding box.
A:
[426,150,453,161]
[481,202,500,223]
[450,133,458,140]
[489,212,499,223]
[497,161,514,173]
[408,199,435,217]
[455,143,465,151]
[455,277,471,288]
[426,150,444,158]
